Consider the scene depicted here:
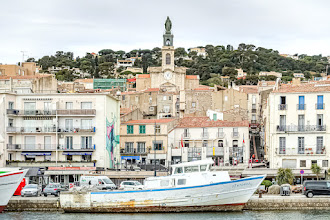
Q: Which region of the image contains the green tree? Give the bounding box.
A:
[175,47,187,58]
[311,164,321,180]
[276,168,295,185]
[99,62,115,76]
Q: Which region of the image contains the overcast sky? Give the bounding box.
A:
[1,0,330,64]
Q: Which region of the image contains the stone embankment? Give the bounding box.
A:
[5,194,330,212]
[6,197,61,212]
[244,194,330,210]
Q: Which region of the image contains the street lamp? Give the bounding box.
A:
[154,122,157,177]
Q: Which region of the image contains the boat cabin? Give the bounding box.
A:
[144,159,230,189]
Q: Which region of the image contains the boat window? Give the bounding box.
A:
[160,180,170,187]
[174,167,183,174]
[200,165,207,171]
[177,179,186,185]
[184,166,199,173]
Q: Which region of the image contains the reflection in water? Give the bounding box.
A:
[3,211,330,220]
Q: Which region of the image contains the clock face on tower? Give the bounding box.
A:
[164,71,173,80]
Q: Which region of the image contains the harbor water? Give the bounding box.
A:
[2,211,330,220]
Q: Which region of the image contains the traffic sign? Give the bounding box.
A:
[300,170,304,175]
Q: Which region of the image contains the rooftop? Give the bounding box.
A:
[123,118,175,124]
[176,117,249,128]
[258,81,276,87]
[137,74,150,79]
[186,75,199,79]
[239,85,258,94]
[74,78,93,83]
[273,81,330,93]
[0,74,53,80]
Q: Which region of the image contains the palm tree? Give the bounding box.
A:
[277,168,295,185]
[311,164,321,180]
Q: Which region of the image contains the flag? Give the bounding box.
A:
[181,134,184,148]
[243,134,245,144]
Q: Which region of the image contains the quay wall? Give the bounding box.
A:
[5,195,330,212]
[5,197,61,212]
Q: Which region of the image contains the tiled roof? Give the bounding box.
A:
[121,91,138,95]
[176,117,249,128]
[0,74,53,79]
[137,74,150,78]
[194,85,212,91]
[273,81,330,93]
[258,81,276,86]
[186,75,199,79]
[144,88,160,92]
[120,108,133,115]
[239,85,258,94]
[123,118,175,124]
[74,79,93,83]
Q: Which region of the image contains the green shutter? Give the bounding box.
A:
[139,125,146,134]
[127,125,133,134]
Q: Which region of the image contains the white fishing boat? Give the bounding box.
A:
[0,168,28,212]
[61,159,265,212]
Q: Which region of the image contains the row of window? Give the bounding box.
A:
[127,125,160,134]
[279,136,324,154]
[299,159,328,168]
[279,95,324,110]
[8,154,92,162]
[8,101,93,110]
[125,141,163,151]
[278,114,324,127]
[8,136,93,149]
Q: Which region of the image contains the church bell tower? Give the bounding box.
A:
[162,16,175,71]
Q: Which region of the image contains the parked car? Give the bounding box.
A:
[43,183,64,197]
[80,176,116,190]
[303,180,330,198]
[119,181,144,190]
[21,184,42,197]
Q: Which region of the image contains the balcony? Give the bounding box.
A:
[276,125,326,132]
[200,132,209,139]
[7,144,57,151]
[251,109,257,113]
[6,161,95,167]
[276,148,326,155]
[316,103,325,110]
[6,109,56,116]
[58,144,95,151]
[232,132,240,138]
[120,148,149,155]
[182,133,191,139]
[217,132,225,139]
[6,126,57,133]
[297,104,306,110]
[229,147,244,157]
[206,147,224,156]
[58,127,96,133]
[278,104,287,110]
[56,109,96,116]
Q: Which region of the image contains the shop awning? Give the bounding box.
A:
[21,152,51,156]
[121,156,140,160]
[62,152,92,156]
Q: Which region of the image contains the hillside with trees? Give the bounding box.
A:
[35,43,329,85]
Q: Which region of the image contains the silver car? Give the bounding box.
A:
[21,184,42,197]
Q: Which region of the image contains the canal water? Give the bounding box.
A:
[2,211,330,220]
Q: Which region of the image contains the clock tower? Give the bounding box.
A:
[162,16,175,72]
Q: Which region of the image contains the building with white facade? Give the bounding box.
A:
[0,93,120,171]
[259,71,282,78]
[264,81,330,170]
[168,117,250,166]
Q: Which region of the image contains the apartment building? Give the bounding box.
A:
[0,93,120,170]
[0,62,39,76]
[264,81,330,169]
[168,117,250,166]
[120,119,177,166]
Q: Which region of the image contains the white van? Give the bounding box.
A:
[80,176,116,190]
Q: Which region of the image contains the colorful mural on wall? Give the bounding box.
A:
[106,117,120,168]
